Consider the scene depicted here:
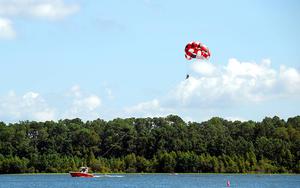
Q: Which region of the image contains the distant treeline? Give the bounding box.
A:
[0,115,299,174]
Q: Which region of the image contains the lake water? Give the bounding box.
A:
[0,174,299,188]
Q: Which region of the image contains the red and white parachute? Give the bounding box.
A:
[184,41,210,60]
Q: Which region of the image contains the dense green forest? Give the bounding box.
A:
[0,115,299,174]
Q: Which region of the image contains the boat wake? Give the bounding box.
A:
[94,175,124,178]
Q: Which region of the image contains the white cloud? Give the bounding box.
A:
[64,85,102,119]
[73,95,101,111]
[33,110,55,121]
[278,65,300,94]
[0,17,16,39]
[170,59,300,108]
[124,99,172,118]
[0,0,79,20]
[125,99,159,113]
[124,59,300,120]
[0,85,103,122]
[1,59,299,122]
[70,85,81,97]
[191,60,216,76]
[0,0,79,40]
[0,91,55,122]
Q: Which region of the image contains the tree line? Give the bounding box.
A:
[0,115,299,173]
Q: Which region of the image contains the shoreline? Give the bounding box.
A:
[2,172,299,176]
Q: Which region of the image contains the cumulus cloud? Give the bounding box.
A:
[278,65,300,94]
[0,0,79,39]
[0,91,55,122]
[72,95,101,111]
[0,0,79,20]
[170,59,300,108]
[124,99,172,118]
[64,85,102,119]
[0,17,16,39]
[1,59,299,122]
[0,85,104,122]
[191,60,216,76]
[124,59,300,119]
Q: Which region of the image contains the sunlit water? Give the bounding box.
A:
[0,174,299,188]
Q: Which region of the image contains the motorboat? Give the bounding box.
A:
[69,167,94,177]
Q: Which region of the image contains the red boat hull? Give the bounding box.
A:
[70,172,94,177]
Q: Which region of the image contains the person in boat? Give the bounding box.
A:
[80,167,88,173]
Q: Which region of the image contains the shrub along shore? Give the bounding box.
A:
[0,115,299,173]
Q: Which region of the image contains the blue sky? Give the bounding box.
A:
[0,0,299,122]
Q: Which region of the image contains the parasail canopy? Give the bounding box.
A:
[184,41,210,60]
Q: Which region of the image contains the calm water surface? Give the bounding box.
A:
[0,174,299,188]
